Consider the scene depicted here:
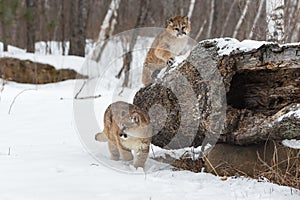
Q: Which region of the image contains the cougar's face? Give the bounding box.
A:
[119,112,141,132]
[167,16,191,38]
[119,111,151,138]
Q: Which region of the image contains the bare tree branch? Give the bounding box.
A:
[249,0,265,39]
[195,19,207,41]
[206,0,215,38]
[220,0,237,37]
[232,0,251,38]
[74,80,101,100]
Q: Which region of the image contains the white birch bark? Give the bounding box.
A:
[266,0,285,43]
[249,0,265,39]
[187,0,195,19]
[92,0,121,62]
[232,0,251,38]
[97,0,121,42]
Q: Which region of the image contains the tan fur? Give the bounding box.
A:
[95,101,152,168]
[142,16,191,85]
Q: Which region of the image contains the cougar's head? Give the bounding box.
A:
[119,110,152,139]
[166,16,191,38]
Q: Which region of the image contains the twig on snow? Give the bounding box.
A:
[8,89,35,114]
[74,80,101,100]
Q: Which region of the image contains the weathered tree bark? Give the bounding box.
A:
[25,0,36,53]
[266,0,285,43]
[133,39,300,149]
[69,0,88,56]
[1,20,8,51]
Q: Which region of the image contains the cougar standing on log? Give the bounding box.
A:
[95,101,152,169]
[142,16,191,85]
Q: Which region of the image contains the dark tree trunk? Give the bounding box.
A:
[69,0,88,56]
[25,0,36,53]
[133,39,300,149]
[116,0,150,87]
[1,20,8,51]
[61,0,66,55]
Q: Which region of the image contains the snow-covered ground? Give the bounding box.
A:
[1,40,300,199]
[1,80,299,200]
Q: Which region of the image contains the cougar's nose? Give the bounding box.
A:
[121,124,126,131]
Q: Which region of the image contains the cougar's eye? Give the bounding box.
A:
[182,26,186,30]
[174,28,180,32]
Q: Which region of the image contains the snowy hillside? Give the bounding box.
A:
[1,40,300,199]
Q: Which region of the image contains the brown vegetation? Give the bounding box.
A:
[170,140,300,189]
[0,57,87,84]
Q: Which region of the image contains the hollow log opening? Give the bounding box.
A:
[227,68,300,116]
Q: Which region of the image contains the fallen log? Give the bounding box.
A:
[133,39,300,149]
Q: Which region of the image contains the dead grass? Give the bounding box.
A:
[167,141,300,190]
[171,158,204,173]
[255,143,300,189]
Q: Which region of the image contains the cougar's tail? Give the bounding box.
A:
[95,132,107,142]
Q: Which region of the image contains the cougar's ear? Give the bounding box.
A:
[167,17,174,26]
[131,112,140,124]
[183,16,189,22]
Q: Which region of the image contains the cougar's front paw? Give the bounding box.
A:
[166,57,175,67]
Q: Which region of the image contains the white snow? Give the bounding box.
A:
[1,40,300,199]
[276,104,300,122]
[0,80,299,199]
[213,38,300,56]
[282,139,300,149]
[212,38,271,55]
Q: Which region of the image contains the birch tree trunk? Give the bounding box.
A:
[290,0,300,42]
[249,0,265,39]
[206,0,215,38]
[232,0,251,38]
[92,0,121,62]
[220,0,237,37]
[266,0,285,43]
[187,0,195,19]
[96,0,121,43]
